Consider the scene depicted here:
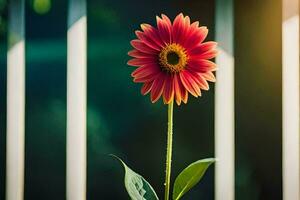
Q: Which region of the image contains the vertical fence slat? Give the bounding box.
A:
[6,0,25,200]
[67,0,87,200]
[282,0,300,199]
[215,0,235,199]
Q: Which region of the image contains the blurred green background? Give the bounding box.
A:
[0,0,282,199]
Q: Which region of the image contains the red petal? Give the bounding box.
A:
[195,50,218,60]
[161,14,173,42]
[156,16,172,44]
[179,71,201,97]
[162,14,172,25]
[189,71,209,90]
[186,72,202,96]
[174,75,181,105]
[202,71,216,82]
[174,74,188,105]
[127,57,157,67]
[151,73,166,103]
[182,89,188,104]
[184,26,208,49]
[187,59,217,73]
[134,74,158,83]
[131,64,160,78]
[135,31,161,51]
[189,41,217,56]
[191,21,199,29]
[141,23,164,48]
[184,16,191,27]
[172,13,188,44]
[128,50,155,58]
[141,82,153,95]
[130,39,158,54]
[163,75,174,104]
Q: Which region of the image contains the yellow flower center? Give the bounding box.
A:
[159,43,188,73]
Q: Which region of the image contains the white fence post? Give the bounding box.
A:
[282,0,300,199]
[66,0,87,200]
[215,0,235,199]
[6,0,25,200]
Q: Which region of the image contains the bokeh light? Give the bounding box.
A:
[33,0,51,15]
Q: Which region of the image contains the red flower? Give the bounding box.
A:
[128,13,217,105]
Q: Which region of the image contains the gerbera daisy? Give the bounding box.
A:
[128,13,218,105]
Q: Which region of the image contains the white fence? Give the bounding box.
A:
[6,0,25,199]
[4,0,300,199]
[215,0,234,199]
[282,0,300,199]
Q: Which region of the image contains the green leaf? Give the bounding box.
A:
[111,155,159,200]
[172,158,215,200]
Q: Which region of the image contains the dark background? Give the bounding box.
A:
[0,0,282,199]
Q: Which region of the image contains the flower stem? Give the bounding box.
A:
[164,100,174,200]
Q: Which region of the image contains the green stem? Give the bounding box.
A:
[164,100,174,200]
